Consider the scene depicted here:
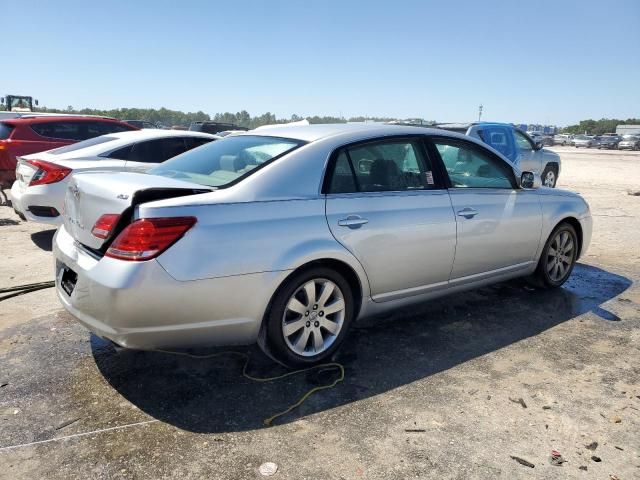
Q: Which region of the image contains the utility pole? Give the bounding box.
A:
[478,104,483,121]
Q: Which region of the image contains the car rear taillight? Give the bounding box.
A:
[91,214,121,239]
[105,217,196,261]
[27,159,72,186]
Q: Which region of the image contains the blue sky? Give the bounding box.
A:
[5,0,639,125]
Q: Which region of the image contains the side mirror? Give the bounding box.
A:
[35,99,39,106]
[0,97,4,105]
[520,171,541,189]
[534,140,544,150]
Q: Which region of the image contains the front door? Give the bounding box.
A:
[324,137,456,300]
[429,137,542,280]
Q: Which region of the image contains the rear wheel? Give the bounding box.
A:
[264,267,354,368]
[541,165,558,187]
[533,223,578,288]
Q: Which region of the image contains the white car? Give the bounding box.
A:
[11,130,217,225]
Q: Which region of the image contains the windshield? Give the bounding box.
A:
[48,136,118,155]
[575,135,588,140]
[150,135,304,187]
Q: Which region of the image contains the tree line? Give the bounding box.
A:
[560,118,640,135]
[25,106,423,129]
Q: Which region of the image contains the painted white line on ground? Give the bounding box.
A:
[0,419,160,452]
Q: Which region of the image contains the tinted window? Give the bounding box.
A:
[0,123,14,140]
[514,130,534,150]
[107,145,133,160]
[31,121,83,140]
[150,135,303,188]
[86,121,132,138]
[328,151,357,193]
[433,139,515,189]
[128,138,189,163]
[184,137,214,150]
[327,139,435,193]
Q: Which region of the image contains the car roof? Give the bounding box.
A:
[105,129,218,141]
[235,123,454,143]
[2,115,125,125]
[25,130,219,160]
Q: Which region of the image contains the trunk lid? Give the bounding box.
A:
[63,172,211,250]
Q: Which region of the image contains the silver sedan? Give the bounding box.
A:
[54,124,592,367]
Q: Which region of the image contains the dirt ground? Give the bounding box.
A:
[0,147,639,479]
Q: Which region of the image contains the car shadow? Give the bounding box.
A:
[0,218,20,226]
[92,263,631,433]
[30,229,56,251]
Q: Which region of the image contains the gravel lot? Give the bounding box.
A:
[1,147,639,479]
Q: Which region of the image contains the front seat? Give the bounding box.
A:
[369,159,401,191]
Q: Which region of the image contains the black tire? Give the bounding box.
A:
[541,164,558,188]
[263,267,355,368]
[532,223,578,289]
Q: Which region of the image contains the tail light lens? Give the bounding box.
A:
[27,159,72,186]
[91,214,121,239]
[106,217,196,261]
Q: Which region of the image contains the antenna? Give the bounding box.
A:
[478,104,483,121]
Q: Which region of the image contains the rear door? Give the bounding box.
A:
[428,136,542,280]
[324,137,456,301]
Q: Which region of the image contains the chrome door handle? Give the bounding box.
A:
[338,215,369,228]
[457,208,478,219]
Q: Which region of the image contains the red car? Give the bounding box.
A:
[0,116,138,188]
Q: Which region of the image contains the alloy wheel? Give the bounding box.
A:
[544,170,556,187]
[546,230,574,282]
[282,278,345,357]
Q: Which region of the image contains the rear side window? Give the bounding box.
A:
[128,138,189,163]
[0,123,14,140]
[326,139,435,193]
[31,121,133,141]
[31,121,83,140]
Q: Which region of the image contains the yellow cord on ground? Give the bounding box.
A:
[154,349,344,426]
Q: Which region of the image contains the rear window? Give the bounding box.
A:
[48,136,118,155]
[0,123,14,140]
[150,135,303,188]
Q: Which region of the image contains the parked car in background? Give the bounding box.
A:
[53,124,591,367]
[573,135,598,148]
[553,134,574,146]
[11,130,217,224]
[597,135,620,149]
[618,135,640,151]
[190,121,249,135]
[435,122,561,187]
[0,116,137,188]
[527,132,554,146]
[123,120,160,129]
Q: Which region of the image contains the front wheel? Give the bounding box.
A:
[263,267,355,368]
[541,165,558,187]
[533,223,578,288]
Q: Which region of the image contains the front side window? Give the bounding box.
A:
[86,121,133,138]
[326,139,434,193]
[150,135,303,187]
[514,130,534,150]
[433,139,515,189]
